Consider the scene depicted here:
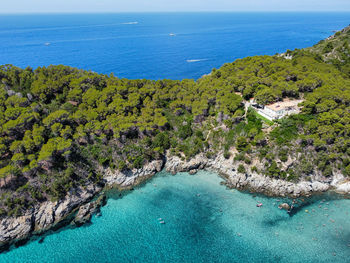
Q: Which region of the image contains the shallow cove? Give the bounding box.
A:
[1,171,350,263]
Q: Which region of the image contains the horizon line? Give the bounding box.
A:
[1,10,350,15]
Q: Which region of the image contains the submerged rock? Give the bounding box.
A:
[279,203,291,211]
[73,203,94,226]
[189,169,198,175]
[73,194,107,226]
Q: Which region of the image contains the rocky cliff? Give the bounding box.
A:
[1,154,349,251]
[165,152,350,197]
[0,159,164,251]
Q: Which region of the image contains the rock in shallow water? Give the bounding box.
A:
[73,194,107,226]
[189,169,198,175]
[278,203,291,211]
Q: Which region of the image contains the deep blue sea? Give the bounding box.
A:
[1,13,350,263]
[0,12,350,79]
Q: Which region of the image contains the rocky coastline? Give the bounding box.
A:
[165,152,350,197]
[1,153,349,251]
[0,160,164,251]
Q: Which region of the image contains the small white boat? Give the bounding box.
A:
[169,33,176,36]
[44,42,51,46]
[122,22,138,25]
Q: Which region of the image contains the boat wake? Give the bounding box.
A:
[186,59,207,63]
[122,22,139,25]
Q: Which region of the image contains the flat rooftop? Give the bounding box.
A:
[265,98,304,112]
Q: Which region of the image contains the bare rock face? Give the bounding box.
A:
[211,154,333,197]
[182,155,207,171]
[330,174,350,194]
[311,181,329,192]
[0,215,33,247]
[73,194,107,226]
[335,181,350,194]
[165,152,332,198]
[72,203,94,226]
[164,155,183,174]
[6,90,16,96]
[104,159,164,188]
[0,184,101,250]
[34,201,56,231]
[165,154,208,174]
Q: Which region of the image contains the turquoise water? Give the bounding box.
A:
[1,171,349,263]
[1,13,350,79]
[1,12,350,262]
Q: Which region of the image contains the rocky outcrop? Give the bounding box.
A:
[0,184,101,249]
[0,215,33,247]
[278,203,291,211]
[224,173,331,197]
[103,159,164,188]
[73,194,106,226]
[165,152,349,197]
[165,154,207,175]
[0,159,164,250]
[73,203,95,227]
[335,180,350,194]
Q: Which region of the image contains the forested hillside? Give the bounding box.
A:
[307,24,350,74]
[1,27,350,217]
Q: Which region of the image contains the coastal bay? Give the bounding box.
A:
[1,171,349,263]
[1,12,350,262]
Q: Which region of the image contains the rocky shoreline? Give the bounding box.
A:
[1,153,349,251]
[165,153,350,197]
[0,159,164,251]
[0,184,101,251]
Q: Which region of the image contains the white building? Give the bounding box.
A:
[252,98,304,121]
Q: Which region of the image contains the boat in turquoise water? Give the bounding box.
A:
[1,171,349,263]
